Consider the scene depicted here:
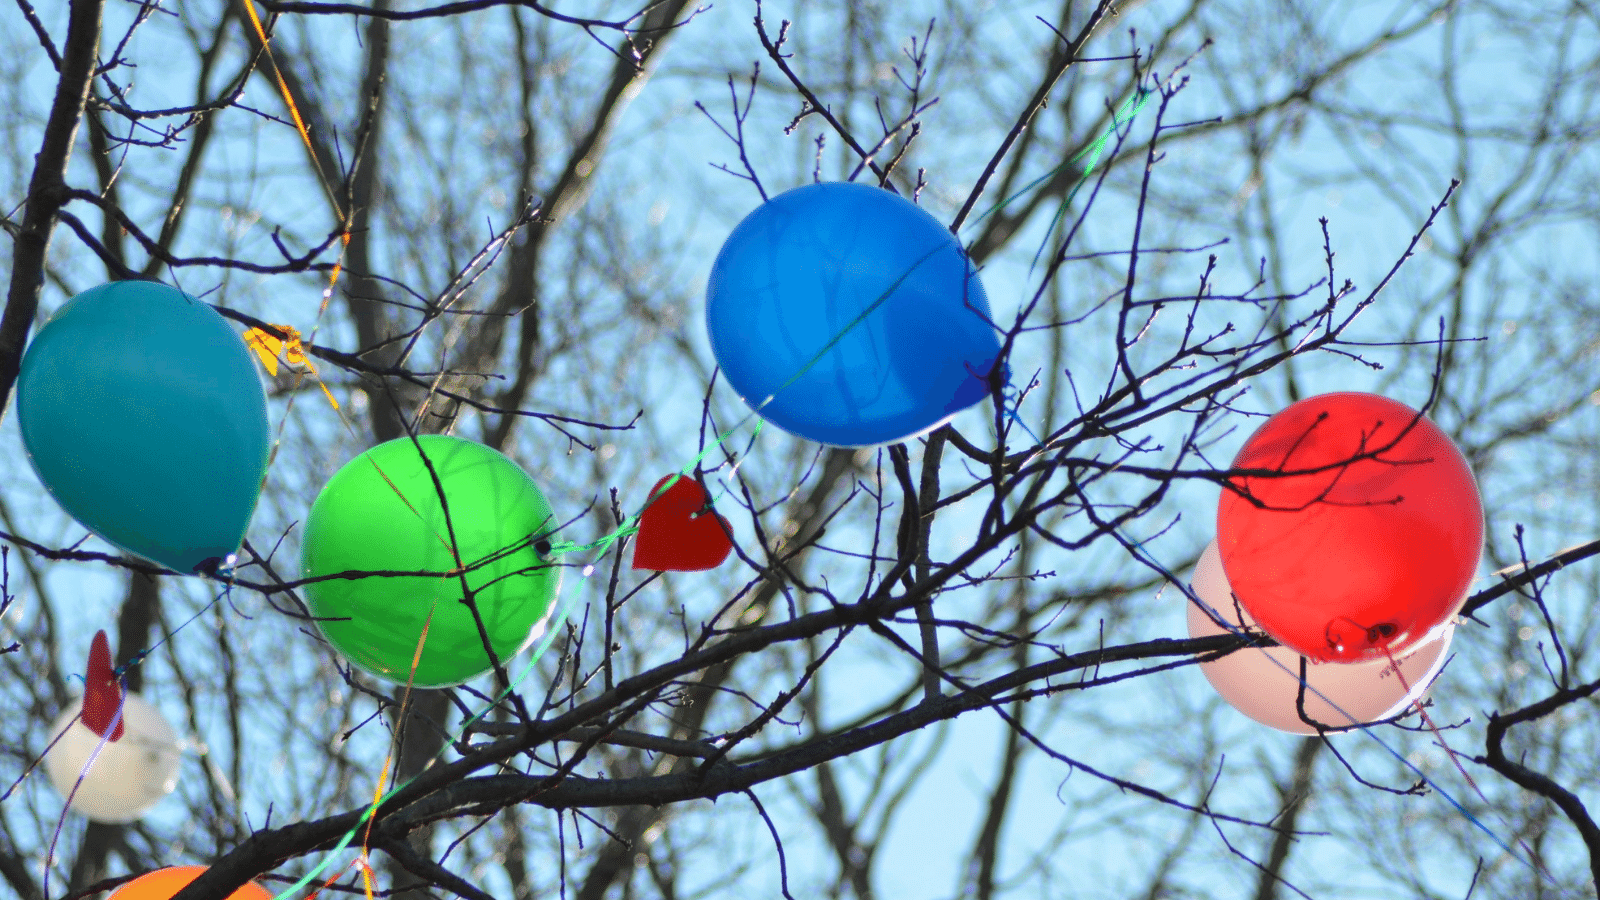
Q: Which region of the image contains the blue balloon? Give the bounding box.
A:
[706,182,1004,447]
[17,281,271,574]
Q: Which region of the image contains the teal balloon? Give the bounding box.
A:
[17,281,270,574]
[299,435,562,688]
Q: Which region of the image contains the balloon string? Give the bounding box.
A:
[962,86,1152,274]
[1030,88,1151,272]
[1184,586,1537,874]
[1382,646,1554,881]
[541,419,765,566]
[267,806,371,900]
[360,450,460,557]
[363,601,438,859]
[255,87,1153,899]
[999,381,1043,446]
[241,0,315,169]
[977,86,1152,443]
[963,88,1150,238]
[1382,645,1488,792]
[259,109,1152,893]
[301,856,367,900]
[108,578,237,682]
[366,598,435,816]
[40,696,125,897]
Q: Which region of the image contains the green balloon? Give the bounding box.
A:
[300,435,562,687]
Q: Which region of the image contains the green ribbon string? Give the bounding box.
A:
[269,88,1156,900]
[965,85,1152,441]
[958,86,1152,273]
[1031,87,1152,270]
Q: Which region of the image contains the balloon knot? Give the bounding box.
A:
[1325,616,1399,656]
[111,655,142,680]
[192,553,237,578]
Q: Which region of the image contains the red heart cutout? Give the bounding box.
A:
[632,475,734,571]
[81,630,125,741]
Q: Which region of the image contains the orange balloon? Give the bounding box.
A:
[109,866,273,900]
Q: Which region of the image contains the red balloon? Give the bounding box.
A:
[82,630,126,741]
[1216,393,1481,662]
[632,475,734,572]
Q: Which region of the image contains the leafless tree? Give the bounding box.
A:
[2,2,1597,900]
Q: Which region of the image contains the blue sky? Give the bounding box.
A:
[4,1,1599,898]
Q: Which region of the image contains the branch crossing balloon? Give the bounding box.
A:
[1216,392,1482,662]
[300,435,563,687]
[706,182,1005,447]
[109,866,272,899]
[16,281,271,574]
[1188,540,1453,734]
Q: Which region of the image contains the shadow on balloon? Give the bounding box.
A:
[1188,540,1454,735]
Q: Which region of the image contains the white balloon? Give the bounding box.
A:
[44,694,182,823]
[1188,540,1453,735]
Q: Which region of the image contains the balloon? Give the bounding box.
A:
[632,475,734,571]
[109,866,272,900]
[300,435,562,687]
[1188,541,1453,734]
[705,182,1004,447]
[1216,392,1481,662]
[16,281,270,575]
[44,693,182,823]
[82,630,126,741]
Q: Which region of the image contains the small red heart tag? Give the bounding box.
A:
[632,475,734,572]
[82,630,125,741]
